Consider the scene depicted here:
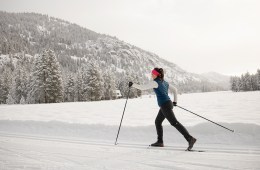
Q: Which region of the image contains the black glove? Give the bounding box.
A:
[173,102,177,106]
[129,82,133,87]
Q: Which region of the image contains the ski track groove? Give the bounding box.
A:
[0,132,259,156]
[0,141,92,167]
[136,161,181,170]
[165,159,238,170]
[1,132,260,170]
[2,147,70,165]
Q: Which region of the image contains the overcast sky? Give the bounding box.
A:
[1,0,259,76]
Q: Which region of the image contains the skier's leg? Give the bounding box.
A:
[155,109,165,142]
[160,101,192,142]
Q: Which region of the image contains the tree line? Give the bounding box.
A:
[0,50,142,104]
[230,69,260,92]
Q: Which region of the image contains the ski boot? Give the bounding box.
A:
[187,136,196,151]
[150,140,164,147]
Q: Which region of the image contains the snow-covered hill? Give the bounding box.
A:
[0,11,229,91]
[201,72,230,89]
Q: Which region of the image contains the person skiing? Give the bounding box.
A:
[129,68,196,150]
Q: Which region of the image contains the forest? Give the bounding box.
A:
[230,69,260,92]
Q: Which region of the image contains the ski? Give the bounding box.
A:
[185,149,205,152]
[148,145,205,152]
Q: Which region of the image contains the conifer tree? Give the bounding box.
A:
[64,74,75,102]
[84,61,103,101]
[28,49,63,103]
[45,50,63,103]
[0,70,11,104]
[0,78,8,104]
[134,74,142,97]
[257,69,260,90]
[230,76,239,92]
[103,71,116,100]
[244,72,252,91]
[75,69,84,101]
[10,63,29,103]
[251,75,258,91]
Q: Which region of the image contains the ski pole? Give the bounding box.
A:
[115,88,131,145]
[177,105,234,132]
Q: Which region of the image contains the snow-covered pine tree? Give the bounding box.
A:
[134,74,142,97]
[64,74,75,102]
[27,53,46,103]
[45,50,63,103]
[28,49,63,103]
[0,69,11,104]
[239,74,245,91]
[251,74,258,91]
[244,72,252,91]
[75,69,84,101]
[257,69,260,90]
[103,71,116,100]
[6,78,16,104]
[230,76,239,92]
[0,78,8,104]
[84,61,103,101]
[80,65,89,101]
[9,63,29,104]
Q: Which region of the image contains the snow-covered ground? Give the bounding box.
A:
[0,91,260,169]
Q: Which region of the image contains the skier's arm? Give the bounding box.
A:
[169,84,178,102]
[132,81,158,91]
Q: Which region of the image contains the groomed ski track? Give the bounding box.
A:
[0,132,259,170]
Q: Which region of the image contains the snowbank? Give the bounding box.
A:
[1,120,259,147]
[1,91,260,127]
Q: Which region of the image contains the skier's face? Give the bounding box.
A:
[151,74,157,80]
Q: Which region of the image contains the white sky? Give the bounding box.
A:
[0,0,259,76]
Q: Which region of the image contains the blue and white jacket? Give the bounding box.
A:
[132,78,177,107]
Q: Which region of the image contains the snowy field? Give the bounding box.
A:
[0,91,260,169]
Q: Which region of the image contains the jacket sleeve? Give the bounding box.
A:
[169,84,178,102]
[132,81,158,91]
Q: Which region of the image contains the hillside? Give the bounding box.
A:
[0,11,229,94]
[201,72,230,90]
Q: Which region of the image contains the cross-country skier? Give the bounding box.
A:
[129,68,196,150]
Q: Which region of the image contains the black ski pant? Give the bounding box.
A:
[155,100,191,142]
